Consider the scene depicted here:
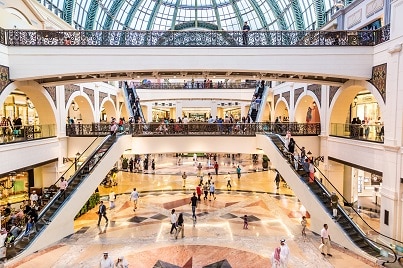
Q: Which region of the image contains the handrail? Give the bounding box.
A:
[12,134,106,245]
[2,25,390,47]
[271,133,402,262]
[133,81,257,89]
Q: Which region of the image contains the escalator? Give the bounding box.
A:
[248,81,266,122]
[257,133,401,265]
[123,81,146,124]
[7,134,131,261]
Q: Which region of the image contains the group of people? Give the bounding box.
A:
[0,116,22,140]
[350,116,384,141]
[100,251,128,268]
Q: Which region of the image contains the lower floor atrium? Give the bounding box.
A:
[6,154,382,268]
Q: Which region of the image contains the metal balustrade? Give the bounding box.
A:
[66,122,321,137]
[330,123,384,143]
[0,124,56,145]
[0,25,390,47]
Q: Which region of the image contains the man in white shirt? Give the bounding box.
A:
[320,223,332,257]
[279,239,290,267]
[169,209,177,234]
[30,191,38,206]
[100,252,113,268]
[129,188,139,212]
[59,177,68,201]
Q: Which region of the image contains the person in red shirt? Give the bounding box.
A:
[196,184,202,201]
[214,161,219,175]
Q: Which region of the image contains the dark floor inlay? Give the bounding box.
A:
[220,213,238,219]
[197,212,209,217]
[75,227,90,234]
[203,259,232,268]
[151,213,168,220]
[128,216,148,223]
[243,215,261,222]
[153,260,181,268]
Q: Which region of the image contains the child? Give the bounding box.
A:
[243,215,248,229]
[301,216,307,241]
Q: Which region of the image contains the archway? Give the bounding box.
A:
[66,94,95,124]
[274,100,289,122]
[99,98,117,122]
[0,81,57,126]
[119,102,129,121]
[295,95,321,124]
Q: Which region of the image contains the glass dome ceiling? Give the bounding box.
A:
[38,0,345,31]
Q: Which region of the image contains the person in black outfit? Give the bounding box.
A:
[97,201,108,226]
[242,21,250,45]
[190,192,198,219]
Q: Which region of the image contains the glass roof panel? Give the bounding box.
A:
[38,0,337,31]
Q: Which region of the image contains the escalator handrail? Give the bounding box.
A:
[50,134,105,189]
[123,81,136,118]
[270,133,403,250]
[131,86,146,122]
[254,84,268,123]
[247,82,261,119]
[13,134,116,249]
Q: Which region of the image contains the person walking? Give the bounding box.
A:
[97,201,108,226]
[274,170,281,189]
[109,190,116,209]
[225,172,232,190]
[209,182,216,201]
[59,176,68,201]
[151,159,155,173]
[203,182,209,200]
[196,184,202,201]
[243,215,248,229]
[129,188,139,212]
[301,216,307,241]
[115,256,129,268]
[175,213,184,239]
[182,172,187,188]
[169,209,177,234]
[100,252,114,268]
[236,165,241,179]
[190,192,198,219]
[320,223,332,257]
[214,161,219,175]
[279,239,290,267]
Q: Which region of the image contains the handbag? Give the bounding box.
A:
[319,243,324,251]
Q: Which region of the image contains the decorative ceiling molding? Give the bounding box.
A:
[294,87,304,106]
[44,86,57,108]
[64,84,80,106]
[0,65,11,95]
[369,63,387,104]
[329,86,339,107]
[307,84,321,106]
[83,87,95,108]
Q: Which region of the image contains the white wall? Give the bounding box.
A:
[7,46,374,81]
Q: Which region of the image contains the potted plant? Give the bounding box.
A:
[262,155,269,170]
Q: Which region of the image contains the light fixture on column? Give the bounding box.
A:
[26,97,35,109]
[71,101,80,111]
[0,172,16,190]
[352,96,358,107]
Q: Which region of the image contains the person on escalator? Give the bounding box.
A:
[330,192,339,219]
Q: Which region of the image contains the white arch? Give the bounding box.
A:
[294,89,322,125]
[66,91,96,123]
[328,80,386,125]
[0,81,57,125]
[99,97,117,122]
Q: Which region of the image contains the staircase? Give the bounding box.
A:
[257,133,400,265]
[123,82,146,123]
[248,81,266,122]
[7,134,131,261]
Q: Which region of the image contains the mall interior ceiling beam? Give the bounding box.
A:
[290,0,305,30]
[62,0,75,25]
[211,0,222,30]
[147,0,164,31]
[84,0,100,30]
[103,0,125,30]
[229,0,244,29]
[123,0,145,30]
[265,0,288,30]
[314,0,326,29]
[171,0,182,30]
[248,0,269,29]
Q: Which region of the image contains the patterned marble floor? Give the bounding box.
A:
[9,154,377,268]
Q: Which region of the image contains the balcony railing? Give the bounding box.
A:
[132,81,257,89]
[0,25,390,47]
[66,122,321,137]
[330,123,384,143]
[0,124,56,145]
